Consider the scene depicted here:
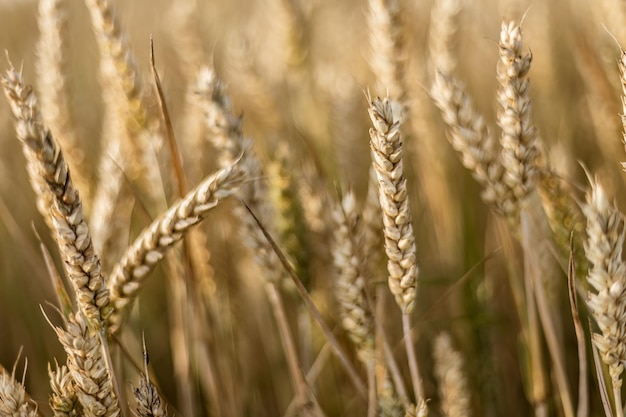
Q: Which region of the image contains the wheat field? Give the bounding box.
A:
[2,0,626,416]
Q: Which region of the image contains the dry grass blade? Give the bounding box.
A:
[568,234,588,417]
[592,331,615,417]
[107,160,246,332]
[34,225,74,320]
[150,36,187,197]
[521,194,574,417]
[1,65,111,327]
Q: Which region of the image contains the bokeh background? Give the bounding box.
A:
[1,0,626,416]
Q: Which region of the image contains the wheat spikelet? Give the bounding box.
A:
[331,191,375,361]
[0,365,38,417]
[48,362,79,417]
[497,20,540,202]
[107,160,246,331]
[2,66,111,326]
[53,313,119,417]
[36,0,90,206]
[433,333,471,417]
[583,179,626,389]
[368,95,417,314]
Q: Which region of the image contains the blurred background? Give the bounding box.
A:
[2,0,626,416]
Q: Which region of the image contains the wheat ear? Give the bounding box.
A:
[369,94,424,405]
[583,179,626,417]
[84,0,163,197]
[267,145,312,287]
[194,66,243,168]
[36,0,89,206]
[367,0,408,110]
[269,0,307,71]
[2,66,111,326]
[107,160,246,331]
[430,71,514,217]
[433,333,471,417]
[133,377,167,417]
[331,191,375,361]
[497,20,540,201]
[428,0,461,76]
[0,364,38,417]
[196,67,283,283]
[53,313,120,417]
[368,95,417,313]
